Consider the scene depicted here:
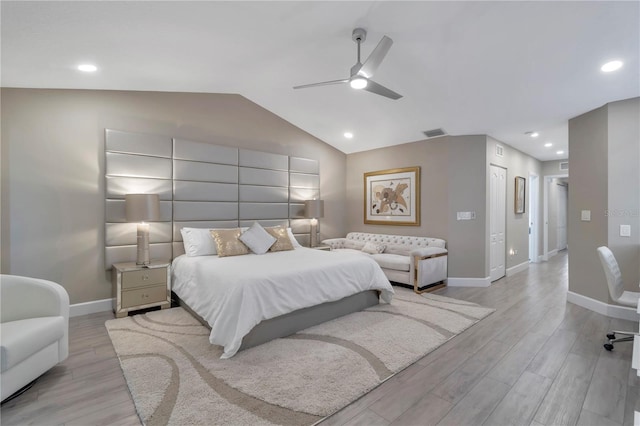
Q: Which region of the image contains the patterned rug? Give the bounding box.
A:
[105,288,494,426]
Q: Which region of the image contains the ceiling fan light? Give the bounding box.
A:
[350,77,368,90]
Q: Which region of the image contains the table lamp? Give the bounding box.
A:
[125,194,160,265]
[304,199,324,247]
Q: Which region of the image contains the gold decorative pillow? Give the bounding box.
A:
[265,226,295,252]
[210,228,250,257]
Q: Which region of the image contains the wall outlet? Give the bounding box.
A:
[581,210,591,221]
[620,224,631,237]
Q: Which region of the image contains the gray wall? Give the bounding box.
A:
[1,88,347,304]
[541,160,568,177]
[568,104,609,302]
[607,98,640,294]
[448,136,488,278]
[568,97,640,303]
[345,137,450,238]
[345,134,540,280]
[486,137,542,269]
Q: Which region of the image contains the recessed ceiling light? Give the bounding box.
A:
[344,132,354,139]
[601,60,623,73]
[556,150,565,155]
[77,64,97,72]
[525,131,539,138]
[544,143,553,148]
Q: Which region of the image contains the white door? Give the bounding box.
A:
[490,165,506,281]
[557,184,568,250]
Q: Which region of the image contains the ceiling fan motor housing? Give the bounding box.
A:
[352,28,367,43]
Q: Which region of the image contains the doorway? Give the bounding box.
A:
[557,182,568,250]
[490,165,506,281]
[528,173,539,262]
[543,174,569,260]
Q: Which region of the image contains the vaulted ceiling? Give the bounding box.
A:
[2,1,638,160]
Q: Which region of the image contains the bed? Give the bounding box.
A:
[171,247,394,358]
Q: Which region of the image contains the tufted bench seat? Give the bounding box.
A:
[322,232,447,293]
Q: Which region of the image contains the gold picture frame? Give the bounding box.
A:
[515,176,526,214]
[364,166,420,226]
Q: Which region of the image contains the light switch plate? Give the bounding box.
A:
[457,211,476,221]
[620,224,631,237]
[581,210,591,221]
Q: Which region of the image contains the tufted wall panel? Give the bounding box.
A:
[105,130,320,268]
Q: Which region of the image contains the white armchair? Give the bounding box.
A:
[0,275,69,402]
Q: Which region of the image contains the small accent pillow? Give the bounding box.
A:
[239,222,276,255]
[181,227,218,256]
[265,226,295,252]
[344,240,366,250]
[210,228,250,257]
[362,241,386,254]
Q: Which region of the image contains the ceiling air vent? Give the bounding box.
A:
[559,161,569,171]
[423,128,447,139]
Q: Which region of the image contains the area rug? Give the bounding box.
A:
[105,288,494,426]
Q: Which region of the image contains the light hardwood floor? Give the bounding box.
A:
[2,251,638,425]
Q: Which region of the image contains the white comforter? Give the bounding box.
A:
[171,247,394,358]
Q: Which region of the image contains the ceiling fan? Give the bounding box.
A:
[293,28,402,100]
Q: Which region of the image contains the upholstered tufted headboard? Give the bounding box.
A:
[104,129,320,268]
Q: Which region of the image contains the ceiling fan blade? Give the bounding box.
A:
[363,79,403,100]
[293,79,349,90]
[357,35,393,79]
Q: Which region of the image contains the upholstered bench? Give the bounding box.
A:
[322,232,447,293]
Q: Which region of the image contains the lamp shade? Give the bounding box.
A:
[304,199,324,219]
[125,194,160,222]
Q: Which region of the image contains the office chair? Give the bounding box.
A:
[597,246,640,351]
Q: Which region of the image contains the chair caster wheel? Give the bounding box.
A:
[606,333,616,340]
[604,343,614,351]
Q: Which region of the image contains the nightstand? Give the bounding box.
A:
[312,245,332,251]
[112,260,171,318]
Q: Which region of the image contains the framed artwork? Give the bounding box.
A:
[515,176,526,214]
[364,166,420,225]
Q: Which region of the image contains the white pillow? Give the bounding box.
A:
[287,228,303,248]
[239,222,276,255]
[362,241,386,254]
[180,227,218,256]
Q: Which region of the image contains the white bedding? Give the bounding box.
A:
[171,247,394,358]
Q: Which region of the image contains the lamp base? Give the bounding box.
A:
[136,223,150,265]
[309,220,318,248]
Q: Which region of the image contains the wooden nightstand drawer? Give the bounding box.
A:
[121,284,167,309]
[122,268,167,289]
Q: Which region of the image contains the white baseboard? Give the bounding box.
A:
[447,276,491,287]
[506,261,529,277]
[547,249,559,259]
[567,291,637,322]
[70,298,113,318]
